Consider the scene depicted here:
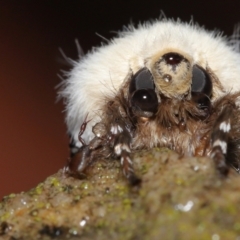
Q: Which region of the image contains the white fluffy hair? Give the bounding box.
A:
[59,18,240,147]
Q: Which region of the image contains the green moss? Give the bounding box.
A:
[0,211,10,221]
[140,164,148,174]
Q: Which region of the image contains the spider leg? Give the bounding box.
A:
[121,150,141,186]
[63,145,90,177]
[78,113,92,146]
[67,113,91,161]
[64,137,104,177]
[68,135,80,157]
[111,124,141,186]
[230,163,240,173]
[210,107,232,175]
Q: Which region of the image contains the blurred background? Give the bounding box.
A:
[1,1,240,198]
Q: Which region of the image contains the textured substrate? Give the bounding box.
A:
[1,148,240,240]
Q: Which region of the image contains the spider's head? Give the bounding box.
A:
[128,51,213,120]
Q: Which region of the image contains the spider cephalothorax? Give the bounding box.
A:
[60,19,240,185]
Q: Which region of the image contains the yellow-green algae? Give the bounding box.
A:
[1,148,240,240]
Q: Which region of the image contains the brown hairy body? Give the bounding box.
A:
[63,49,240,185]
[64,81,240,185]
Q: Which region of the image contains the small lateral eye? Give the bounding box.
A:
[129,68,158,117]
[162,52,184,66]
[129,68,155,93]
[191,65,212,97]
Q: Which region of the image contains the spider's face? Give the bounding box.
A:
[127,51,212,121]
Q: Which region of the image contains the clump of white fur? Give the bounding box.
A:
[59,19,240,147]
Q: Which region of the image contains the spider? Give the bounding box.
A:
[60,19,240,185]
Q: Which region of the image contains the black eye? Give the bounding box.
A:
[191,93,211,110]
[162,52,184,66]
[131,89,158,113]
[129,68,155,93]
[191,65,212,97]
[129,68,158,117]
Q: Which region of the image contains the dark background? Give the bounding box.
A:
[1,1,240,198]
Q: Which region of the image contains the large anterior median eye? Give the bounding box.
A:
[129,68,158,117]
[131,89,158,112]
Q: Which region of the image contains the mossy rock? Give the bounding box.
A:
[0,148,240,240]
